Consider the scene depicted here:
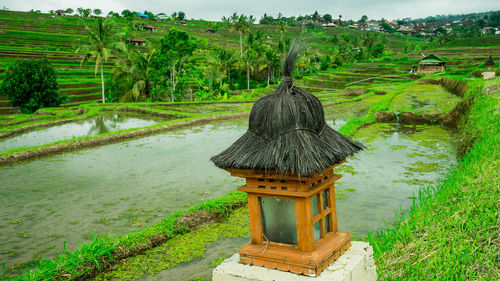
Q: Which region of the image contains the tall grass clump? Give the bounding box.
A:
[367,79,500,280]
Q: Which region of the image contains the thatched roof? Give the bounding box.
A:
[211,45,364,176]
[420,54,445,65]
[485,55,495,66]
[129,37,146,42]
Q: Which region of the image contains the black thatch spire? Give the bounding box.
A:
[211,44,364,176]
[485,55,495,66]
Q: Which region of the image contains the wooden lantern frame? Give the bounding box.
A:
[226,159,351,276]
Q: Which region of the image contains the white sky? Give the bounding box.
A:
[1,0,499,21]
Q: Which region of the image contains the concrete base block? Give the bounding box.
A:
[483,72,496,80]
[212,241,376,281]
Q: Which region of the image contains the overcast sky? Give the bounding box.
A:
[2,0,499,21]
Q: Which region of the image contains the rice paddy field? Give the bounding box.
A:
[0,8,499,281]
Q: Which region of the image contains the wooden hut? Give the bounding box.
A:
[483,55,496,80]
[129,37,146,46]
[417,54,446,74]
[205,28,216,33]
[55,9,65,16]
[142,25,158,32]
[211,46,364,276]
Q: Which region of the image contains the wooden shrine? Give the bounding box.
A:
[211,46,364,277]
[226,160,350,276]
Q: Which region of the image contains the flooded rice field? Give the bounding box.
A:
[102,121,457,281]
[0,103,456,273]
[0,113,158,152]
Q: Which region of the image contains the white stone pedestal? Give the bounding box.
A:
[212,241,376,281]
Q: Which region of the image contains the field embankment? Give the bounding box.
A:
[368,77,500,280]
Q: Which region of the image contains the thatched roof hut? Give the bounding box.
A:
[211,45,364,176]
[142,25,158,31]
[417,54,446,74]
[129,37,146,46]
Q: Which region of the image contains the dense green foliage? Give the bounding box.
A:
[0,58,66,113]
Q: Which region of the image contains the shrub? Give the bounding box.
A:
[0,58,67,113]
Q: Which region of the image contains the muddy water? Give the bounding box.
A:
[0,113,158,152]
[0,103,456,273]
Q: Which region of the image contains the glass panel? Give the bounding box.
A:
[311,194,319,217]
[260,197,297,245]
[322,189,330,210]
[324,214,331,234]
[314,221,321,242]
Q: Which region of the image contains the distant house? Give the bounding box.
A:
[142,25,158,32]
[179,20,187,25]
[417,54,446,74]
[481,27,496,35]
[137,14,149,19]
[55,9,65,16]
[483,56,496,80]
[397,25,416,35]
[321,23,337,28]
[367,20,381,31]
[205,28,216,33]
[129,37,146,46]
[300,19,315,25]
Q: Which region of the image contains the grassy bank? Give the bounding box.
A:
[367,78,500,280]
[338,82,409,136]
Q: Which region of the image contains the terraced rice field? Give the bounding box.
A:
[0,11,220,112]
[295,60,417,97]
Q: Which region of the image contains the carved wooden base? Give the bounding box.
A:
[239,232,351,277]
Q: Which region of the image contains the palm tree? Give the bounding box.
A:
[114,48,156,102]
[262,48,279,86]
[230,14,250,58]
[241,49,257,90]
[216,48,238,84]
[77,17,125,104]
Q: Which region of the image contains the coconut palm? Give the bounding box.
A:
[216,48,238,84]
[77,17,125,104]
[230,14,250,58]
[114,48,156,102]
[241,49,257,90]
[261,48,280,86]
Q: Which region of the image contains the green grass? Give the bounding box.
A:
[367,78,500,280]
[338,82,409,136]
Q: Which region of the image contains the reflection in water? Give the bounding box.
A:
[336,123,456,235]
[0,114,157,152]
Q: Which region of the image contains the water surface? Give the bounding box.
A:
[0,107,456,273]
[0,113,158,152]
